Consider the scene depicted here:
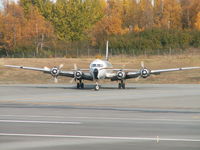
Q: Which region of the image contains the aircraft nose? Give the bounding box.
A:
[93,68,99,79]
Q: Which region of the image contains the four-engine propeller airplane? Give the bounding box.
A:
[4,41,200,90]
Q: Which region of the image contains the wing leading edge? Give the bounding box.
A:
[125,66,200,79]
[4,65,93,80]
[150,67,200,74]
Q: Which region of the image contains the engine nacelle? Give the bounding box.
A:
[140,68,150,78]
[50,67,60,77]
[117,71,126,80]
[75,71,83,79]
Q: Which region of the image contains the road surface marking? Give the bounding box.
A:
[0,120,81,125]
[0,133,200,142]
[0,115,199,122]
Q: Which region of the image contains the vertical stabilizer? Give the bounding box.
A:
[106,41,109,61]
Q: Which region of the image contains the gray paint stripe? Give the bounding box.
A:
[0,133,200,142]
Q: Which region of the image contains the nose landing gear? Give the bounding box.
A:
[94,82,100,91]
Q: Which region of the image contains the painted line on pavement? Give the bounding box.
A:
[0,120,81,125]
[0,133,200,142]
[0,115,200,122]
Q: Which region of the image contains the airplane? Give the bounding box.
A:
[4,41,200,91]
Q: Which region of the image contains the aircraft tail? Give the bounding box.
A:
[106,41,109,61]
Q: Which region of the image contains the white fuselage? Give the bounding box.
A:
[89,59,113,80]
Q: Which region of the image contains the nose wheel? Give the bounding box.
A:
[94,85,99,91]
[94,82,100,91]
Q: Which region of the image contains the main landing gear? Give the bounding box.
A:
[118,80,125,89]
[77,80,84,89]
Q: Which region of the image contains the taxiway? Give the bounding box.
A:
[0,84,200,150]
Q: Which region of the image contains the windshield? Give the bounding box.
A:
[92,64,103,67]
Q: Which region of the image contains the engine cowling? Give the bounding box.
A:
[75,71,83,79]
[140,68,150,78]
[117,71,126,80]
[50,67,60,77]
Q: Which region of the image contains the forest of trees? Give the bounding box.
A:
[1,0,200,57]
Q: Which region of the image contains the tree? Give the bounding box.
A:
[0,2,54,56]
[180,0,193,29]
[194,12,200,30]
[138,0,154,29]
[121,0,138,29]
[22,6,54,54]
[49,0,105,41]
[0,2,25,55]
[189,0,200,29]
[133,24,144,32]
[19,0,53,19]
[153,0,163,28]
[92,0,128,46]
[0,12,5,55]
[161,0,182,29]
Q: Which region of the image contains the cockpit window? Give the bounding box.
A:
[92,64,103,67]
[97,64,103,67]
[92,64,96,67]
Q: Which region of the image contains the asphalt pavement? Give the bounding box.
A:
[0,84,200,150]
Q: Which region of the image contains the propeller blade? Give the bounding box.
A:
[70,78,75,83]
[122,61,132,69]
[74,64,77,70]
[141,61,144,68]
[54,77,58,83]
[59,64,64,69]
[135,76,140,81]
[44,66,50,71]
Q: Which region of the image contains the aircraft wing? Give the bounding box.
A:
[125,66,200,79]
[5,65,74,76]
[150,67,200,75]
[4,65,50,72]
[100,68,138,72]
[4,65,93,80]
[112,69,138,71]
[125,71,141,79]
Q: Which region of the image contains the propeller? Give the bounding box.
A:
[70,64,78,83]
[49,64,64,83]
[141,61,144,68]
[59,64,64,69]
[74,64,77,70]
[135,76,140,81]
[119,60,133,71]
[70,77,75,83]
[135,61,150,81]
[135,61,144,81]
[117,71,126,79]
[54,77,58,83]
[70,64,82,83]
[44,66,50,71]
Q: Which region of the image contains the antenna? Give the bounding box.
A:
[106,41,109,61]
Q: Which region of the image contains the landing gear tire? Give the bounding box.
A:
[122,83,125,89]
[77,83,80,89]
[94,85,100,91]
[80,83,84,89]
[118,81,125,89]
[118,83,122,89]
